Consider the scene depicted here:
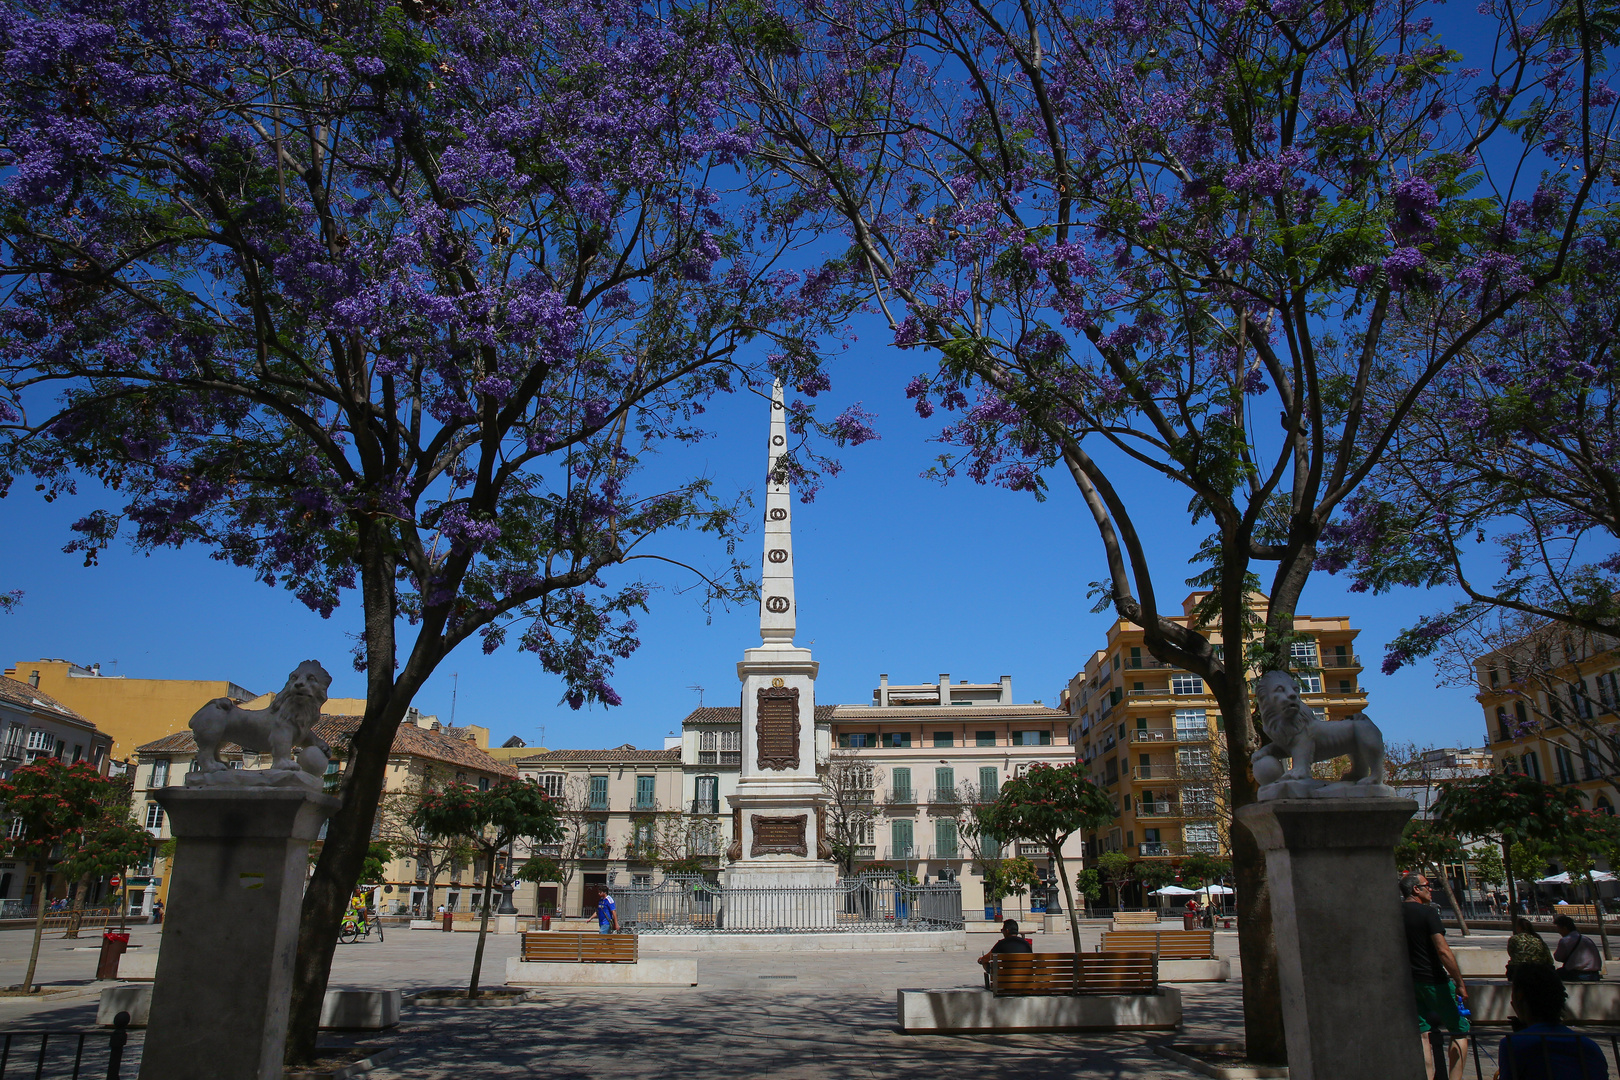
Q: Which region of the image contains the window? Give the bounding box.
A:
[935,818,959,859]
[149,760,170,789]
[1183,785,1215,815]
[1516,701,1530,729]
[540,774,564,799]
[1185,823,1219,852]
[881,732,913,748]
[890,767,913,802]
[1174,709,1206,741]
[324,759,340,793]
[979,766,998,802]
[839,732,873,748]
[1,725,22,757]
[585,821,608,858]
[1339,679,1352,693]
[631,818,656,854]
[975,731,997,747]
[694,775,719,813]
[934,767,955,801]
[1496,707,1511,742]
[632,873,653,889]
[24,729,52,752]
[1128,647,1143,668]
[1178,747,1211,768]
[71,745,82,763]
[478,776,490,792]
[588,775,609,811]
[1289,638,1318,665]
[1522,752,1542,780]
[7,817,21,839]
[720,730,741,765]
[1013,730,1051,746]
[144,803,165,833]
[1297,674,1324,694]
[891,818,914,859]
[1554,745,1576,784]
[1171,675,1204,695]
[634,775,657,810]
[699,730,717,764]
[933,731,954,747]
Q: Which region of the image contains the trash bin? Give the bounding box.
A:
[1183,914,1199,931]
[541,915,552,931]
[96,931,130,980]
[442,911,454,932]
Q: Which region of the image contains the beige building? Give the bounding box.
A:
[512,745,685,917]
[131,709,514,914]
[6,658,254,761]
[1065,592,1370,874]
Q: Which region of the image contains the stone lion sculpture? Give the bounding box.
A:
[189,660,331,787]
[1250,670,1394,799]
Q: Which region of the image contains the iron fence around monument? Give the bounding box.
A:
[615,875,963,934]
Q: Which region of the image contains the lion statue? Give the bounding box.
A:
[1250,670,1393,798]
[189,660,331,783]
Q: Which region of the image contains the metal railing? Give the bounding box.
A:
[854,845,876,859]
[1130,729,1210,744]
[690,800,721,815]
[884,844,919,860]
[1322,653,1362,667]
[1132,764,1212,780]
[1139,840,1220,857]
[930,788,959,804]
[887,789,917,805]
[929,844,960,860]
[0,1011,131,1079]
[616,874,963,934]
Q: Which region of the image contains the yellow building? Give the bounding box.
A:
[1064,592,1370,868]
[4,659,255,761]
[1476,624,1620,809]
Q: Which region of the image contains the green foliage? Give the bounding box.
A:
[409,780,563,858]
[1137,860,1176,895]
[0,761,118,866]
[1395,821,1465,875]
[973,763,1115,852]
[1075,867,1102,901]
[1178,853,1230,889]
[1470,845,1506,887]
[986,856,1041,902]
[1434,774,1589,846]
[516,857,563,884]
[358,843,393,886]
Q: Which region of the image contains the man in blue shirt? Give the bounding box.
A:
[1498,964,1608,1079]
[596,889,617,935]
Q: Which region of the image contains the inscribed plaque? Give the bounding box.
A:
[750,814,808,858]
[756,686,800,771]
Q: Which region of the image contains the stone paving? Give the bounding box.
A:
[0,919,1536,1078]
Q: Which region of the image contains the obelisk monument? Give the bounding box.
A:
[724,381,838,904]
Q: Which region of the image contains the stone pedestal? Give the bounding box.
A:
[139,787,340,1080]
[1236,798,1425,1080]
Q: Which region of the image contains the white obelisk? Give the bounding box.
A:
[724,381,837,905]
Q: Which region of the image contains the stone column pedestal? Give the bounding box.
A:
[1235,798,1425,1080]
[140,787,341,1080]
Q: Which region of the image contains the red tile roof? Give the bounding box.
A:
[0,677,97,729]
[680,706,837,725]
[135,716,516,777]
[516,744,681,765]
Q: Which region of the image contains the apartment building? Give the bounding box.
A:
[5,658,255,760]
[1066,591,1370,863]
[512,745,685,918]
[132,709,514,915]
[826,673,1079,914]
[1477,623,1620,809]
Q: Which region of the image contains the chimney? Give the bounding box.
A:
[938,673,951,706]
[90,663,101,676]
[878,674,889,707]
[28,671,39,689]
[1000,675,1012,704]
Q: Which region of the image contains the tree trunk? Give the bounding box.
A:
[21,862,47,993]
[1051,846,1083,985]
[1503,838,1520,915]
[1432,862,1470,936]
[468,848,498,998]
[63,874,89,939]
[1590,874,1611,960]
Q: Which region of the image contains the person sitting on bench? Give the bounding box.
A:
[979,919,1032,969]
[1552,916,1603,983]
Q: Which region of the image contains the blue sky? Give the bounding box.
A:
[0,318,1491,755]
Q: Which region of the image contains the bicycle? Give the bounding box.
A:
[337,912,385,945]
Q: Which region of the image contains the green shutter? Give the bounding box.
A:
[891,818,913,858]
[935,767,954,798]
[979,767,998,801]
[891,767,911,800]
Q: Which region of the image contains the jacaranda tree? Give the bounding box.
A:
[409,779,560,998]
[0,0,865,1059]
[972,762,1115,957]
[737,0,1615,1059]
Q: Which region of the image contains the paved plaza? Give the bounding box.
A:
[0,921,1584,1079]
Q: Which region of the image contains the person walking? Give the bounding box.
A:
[1402,873,1470,1080]
[1497,964,1609,1079]
[596,888,618,935]
[1507,916,1556,979]
[1552,915,1603,982]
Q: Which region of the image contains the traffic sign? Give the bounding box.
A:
[109,875,121,891]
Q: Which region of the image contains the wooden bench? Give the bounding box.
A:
[988,952,1157,996]
[1102,930,1216,959]
[1559,904,1600,920]
[1111,911,1160,930]
[520,931,638,963]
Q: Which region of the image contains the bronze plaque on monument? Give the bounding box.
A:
[756,686,800,770]
[750,814,808,858]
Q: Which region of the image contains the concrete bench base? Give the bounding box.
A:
[896,986,1182,1033]
[99,986,401,1029]
[504,956,698,987]
[1452,947,1508,978]
[114,951,159,980]
[638,930,964,953]
[1469,981,1620,1024]
[1159,959,1230,982]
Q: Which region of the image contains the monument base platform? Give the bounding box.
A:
[721,859,839,890]
[504,956,698,986]
[896,986,1182,1033]
[639,930,965,953]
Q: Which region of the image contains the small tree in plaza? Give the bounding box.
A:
[410,780,562,998]
[1544,809,1620,959]
[1471,846,1507,912]
[972,763,1115,955]
[1395,822,1471,936]
[56,801,153,939]
[985,857,1043,923]
[1137,861,1175,911]
[1097,852,1136,912]
[1434,774,1588,917]
[0,761,121,992]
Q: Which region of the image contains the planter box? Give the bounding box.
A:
[504,956,697,987]
[1469,980,1620,1024]
[896,986,1182,1033]
[1160,958,1230,982]
[100,986,400,1030]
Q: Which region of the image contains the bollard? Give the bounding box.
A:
[97,931,130,980]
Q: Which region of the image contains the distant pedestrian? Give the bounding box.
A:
[1401,873,1470,1080]
[596,889,617,935]
[1507,916,1555,980]
[1552,915,1603,982]
[1497,964,1609,1079]
[151,900,163,924]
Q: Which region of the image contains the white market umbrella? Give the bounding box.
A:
[1537,872,1573,885]
[1201,885,1234,895]
[1150,886,1200,896]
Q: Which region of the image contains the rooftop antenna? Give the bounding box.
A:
[687,684,705,708]
[538,724,546,749]
[449,672,459,727]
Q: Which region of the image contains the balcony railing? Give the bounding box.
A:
[1124,657,1176,669]
[930,788,959,804]
[887,789,917,805]
[587,798,610,812]
[721,752,741,765]
[1137,800,1219,819]
[1138,840,1220,857]
[929,844,960,860]
[1132,764,1212,780]
[885,844,920,860]
[691,799,721,815]
[583,843,611,859]
[1321,653,1362,667]
[632,798,659,811]
[855,845,876,859]
[1130,729,1211,744]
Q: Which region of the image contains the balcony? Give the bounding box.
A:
[930,788,960,805]
[1124,657,1176,669]
[885,844,920,860]
[929,844,961,860]
[886,789,918,806]
[855,845,876,860]
[1137,800,1219,820]
[1132,763,1212,780]
[691,799,721,815]
[1321,653,1362,668]
[587,798,610,812]
[583,843,611,860]
[721,752,741,765]
[632,798,659,812]
[1130,729,1210,744]
[1138,840,1220,857]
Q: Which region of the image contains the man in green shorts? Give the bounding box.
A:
[1402,873,1469,1080]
